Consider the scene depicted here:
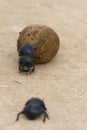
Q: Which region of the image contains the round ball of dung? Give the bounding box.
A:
[17,25,60,64]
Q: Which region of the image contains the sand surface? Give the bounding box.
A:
[0,0,87,130]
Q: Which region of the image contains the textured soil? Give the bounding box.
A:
[0,0,87,130]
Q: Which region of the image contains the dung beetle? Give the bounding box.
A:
[18,44,35,73]
[16,98,49,122]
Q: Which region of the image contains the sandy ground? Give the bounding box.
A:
[0,0,87,130]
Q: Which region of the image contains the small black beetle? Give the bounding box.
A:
[16,98,49,122]
[18,44,35,73]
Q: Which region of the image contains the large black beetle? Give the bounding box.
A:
[16,98,49,122]
[18,44,35,73]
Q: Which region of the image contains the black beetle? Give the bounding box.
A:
[18,44,35,73]
[16,98,49,122]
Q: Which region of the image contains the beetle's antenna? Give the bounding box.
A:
[15,111,24,121]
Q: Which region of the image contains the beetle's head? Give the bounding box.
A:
[19,56,35,73]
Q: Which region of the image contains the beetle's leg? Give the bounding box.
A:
[43,111,49,122]
[18,64,22,73]
[43,112,46,122]
[45,111,49,119]
[15,111,24,121]
[32,65,35,72]
[30,65,35,74]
